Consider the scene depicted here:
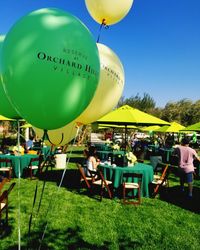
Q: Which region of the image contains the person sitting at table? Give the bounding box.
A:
[25,136,35,150]
[86,145,100,176]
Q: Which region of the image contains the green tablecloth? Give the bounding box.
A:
[94,143,112,151]
[159,148,174,162]
[147,144,159,153]
[99,163,154,197]
[96,150,126,161]
[0,154,38,177]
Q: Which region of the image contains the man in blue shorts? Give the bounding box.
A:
[176,138,200,198]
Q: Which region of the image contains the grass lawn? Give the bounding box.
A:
[0,146,200,249]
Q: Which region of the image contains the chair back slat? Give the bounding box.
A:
[76,163,91,189]
[30,157,40,165]
[7,182,16,195]
[0,181,16,226]
[0,158,12,166]
[0,159,13,181]
[89,169,112,200]
[151,163,169,198]
[122,172,143,205]
[122,172,143,179]
[0,178,7,194]
[0,190,8,204]
[27,157,40,179]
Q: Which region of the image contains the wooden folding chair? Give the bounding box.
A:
[76,163,93,191]
[0,178,7,195]
[7,182,16,195]
[27,157,41,180]
[0,159,13,182]
[89,169,112,200]
[122,172,143,205]
[151,163,169,198]
[40,154,56,172]
[0,182,16,226]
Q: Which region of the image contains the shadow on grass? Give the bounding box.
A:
[39,169,111,201]
[6,226,112,250]
[39,169,80,189]
[0,223,12,240]
[68,156,85,165]
[5,225,143,250]
[0,207,16,240]
[40,167,200,213]
[159,185,200,214]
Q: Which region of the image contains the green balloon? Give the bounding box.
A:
[0,35,21,119]
[1,8,100,129]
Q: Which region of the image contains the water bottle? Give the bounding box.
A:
[108,157,111,165]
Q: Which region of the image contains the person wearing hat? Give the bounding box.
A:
[176,137,200,198]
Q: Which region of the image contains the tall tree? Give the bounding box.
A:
[117,93,156,112]
[160,99,200,126]
[117,94,200,126]
[161,102,179,123]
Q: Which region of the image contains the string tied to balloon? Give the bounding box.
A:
[38,125,81,250]
[97,18,109,43]
[42,129,64,146]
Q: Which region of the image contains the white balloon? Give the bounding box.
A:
[77,43,125,124]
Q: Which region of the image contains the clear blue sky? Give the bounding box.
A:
[1,0,200,108]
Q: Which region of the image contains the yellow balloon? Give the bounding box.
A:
[85,0,134,25]
[77,43,125,124]
[33,121,78,146]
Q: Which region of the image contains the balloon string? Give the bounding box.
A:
[97,19,108,43]
[27,127,69,242]
[17,119,21,250]
[37,179,46,213]
[57,133,64,146]
[27,183,38,246]
[26,147,55,249]
[42,129,64,145]
[38,124,81,250]
[37,146,57,215]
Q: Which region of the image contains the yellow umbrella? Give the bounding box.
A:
[20,123,32,128]
[181,122,200,132]
[0,115,15,121]
[141,125,161,132]
[154,121,185,133]
[96,105,169,146]
[97,105,169,126]
[98,124,137,129]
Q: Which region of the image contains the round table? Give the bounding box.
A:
[0,154,39,177]
[99,163,154,197]
[96,150,126,161]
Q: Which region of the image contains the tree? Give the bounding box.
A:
[117,93,156,112]
[160,99,200,126]
[117,93,200,126]
[188,100,200,125]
